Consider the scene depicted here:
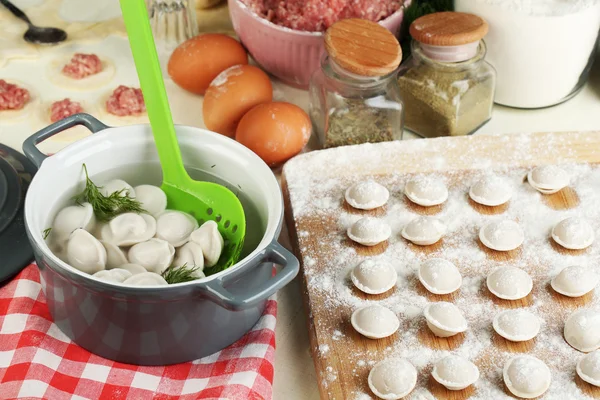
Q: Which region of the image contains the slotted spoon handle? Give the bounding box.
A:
[118,0,189,187]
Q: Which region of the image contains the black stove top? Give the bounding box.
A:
[0,144,36,283]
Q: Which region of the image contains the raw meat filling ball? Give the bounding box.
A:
[62,53,103,79]
[0,79,30,111]
[106,85,146,116]
[50,98,84,122]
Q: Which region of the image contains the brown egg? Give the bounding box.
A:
[235,102,312,167]
[203,65,273,137]
[168,34,248,95]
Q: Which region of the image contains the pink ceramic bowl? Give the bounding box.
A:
[228,0,406,88]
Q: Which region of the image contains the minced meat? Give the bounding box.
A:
[50,98,84,122]
[0,79,30,111]
[242,0,403,32]
[62,53,103,79]
[106,85,146,116]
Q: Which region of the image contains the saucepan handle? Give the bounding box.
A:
[22,113,109,168]
[202,241,299,311]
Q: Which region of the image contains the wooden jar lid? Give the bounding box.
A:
[324,18,402,77]
[410,12,488,46]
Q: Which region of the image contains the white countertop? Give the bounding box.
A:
[1,29,600,400]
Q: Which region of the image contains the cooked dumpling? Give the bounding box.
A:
[66,228,106,274]
[469,175,512,206]
[133,185,167,217]
[173,242,205,279]
[551,265,599,297]
[527,165,569,194]
[493,309,541,342]
[101,241,128,268]
[51,202,96,241]
[503,355,551,399]
[487,267,532,300]
[155,210,198,247]
[128,238,175,274]
[418,258,462,295]
[564,309,600,352]
[116,263,147,275]
[423,302,467,338]
[401,216,446,246]
[552,217,595,250]
[100,179,136,198]
[123,272,168,286]
[351,305,399,339]
[347,217,391,247]
[576,350,600,387]
[344,181,389,210]
[479,220,524,251]
[100,212,156,246]
[404,175,448,207]
[93,268,132,283]
[350,259,397,295]
[368,358,417,400]
[432,355,479,391]
[190,220,225,267]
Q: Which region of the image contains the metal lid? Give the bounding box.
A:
[0,144,36,283]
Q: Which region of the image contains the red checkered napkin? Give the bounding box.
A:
[0,265,277,400]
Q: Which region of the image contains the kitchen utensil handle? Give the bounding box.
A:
[204,241,299,311]
[0,0,31,25]
[118,0,190,187]
[22,113,108,168]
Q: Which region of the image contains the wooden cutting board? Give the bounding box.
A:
[281,131,600,400]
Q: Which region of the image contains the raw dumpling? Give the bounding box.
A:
[423,302,467,338]
[190,220,225,267]
[564,309,600,352]
[100,179,136,198]
[576,350,600,387]
[123,272,168,286]
[116,263,147,275]
[93,268,132,283]
[551,265,599,297]
[100,212,157,246]
[404,176,448,207]
[134,185,167,217]
[469,176,512,206]
[487,267,532,300]
[155,210,198,247]
[101,241,128,268]
[350,259,397,295]
[479,220,524,251]
[552,217,595,250]
[51,202,96,241]
[493,309,541,342]
[66,228,107,274]
[128,238,175,274]
[418,258,462,295]
[432,355,480,391]
[401,216,446,246]
[345,180,389,210]
[173,242,206,279]
[351,304,399,339]
[527,165,569,194]
[368,358,417,400]
[503,355,551,399]
[347,217,391,247]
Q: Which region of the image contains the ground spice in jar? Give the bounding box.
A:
[397,12,496,138]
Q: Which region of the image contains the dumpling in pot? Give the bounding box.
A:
[128,238,175,274]
[155,210,198,247]
[100,212,156,246]
[173,242,205,278]
[100,179,136,198]
[133,185,167,217]
[51,202,96,241]
[190,220,224,267]
[66,228,106,274]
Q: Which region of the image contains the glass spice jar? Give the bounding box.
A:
[309,19,404,149]
[398,12,496,138]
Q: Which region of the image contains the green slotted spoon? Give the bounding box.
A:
[119,0,246,272]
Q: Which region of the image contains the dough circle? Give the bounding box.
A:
[46,55,116,91]
[0,79,39,124]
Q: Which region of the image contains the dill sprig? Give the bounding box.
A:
[161,263,201,284]
[42,228,52,240]
[72,164,146,222]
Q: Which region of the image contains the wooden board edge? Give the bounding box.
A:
[281,175,332,400]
